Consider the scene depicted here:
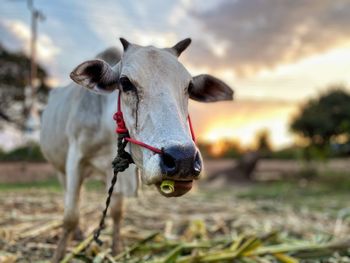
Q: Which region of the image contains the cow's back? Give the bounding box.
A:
[41,83,119,173]
[40,84,78,172]
[40,47,121,174]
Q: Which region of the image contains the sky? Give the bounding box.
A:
[1,0,350,150]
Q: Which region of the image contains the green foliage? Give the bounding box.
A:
[291,87,350,150]
[197,140,243,159]
[268,144,347,160]
[268,146,301,160]
[0,178,61,192]
[237,171,350,211]
[256,130,272,152]
[254,129,272,158]
[196,142,212,158]
[221,141,243,158]
[0,177,104,192]
[0,143,46,162]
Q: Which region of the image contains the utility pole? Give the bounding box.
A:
[24,0,45,134]
[27,0,45,100]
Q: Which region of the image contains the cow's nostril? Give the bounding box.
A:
[163,153,176,169]
[193,151,202,176]
[161,152,177,175]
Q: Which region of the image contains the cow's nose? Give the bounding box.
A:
[160,145,202,178]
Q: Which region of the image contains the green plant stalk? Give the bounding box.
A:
[93,249,110,263]
[105,254,118,263]
[147,242,226,263]
[162,245,183,263]
[60,234,94,263]
[236,237,262,256]
[176,239,350,263]
[248,239,350,256]
[273,253,299,263]
[114,232,160,261]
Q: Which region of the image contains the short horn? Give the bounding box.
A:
[120,37,130,51]
[172,38,191,56]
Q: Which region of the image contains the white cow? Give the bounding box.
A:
[40,38,233,262]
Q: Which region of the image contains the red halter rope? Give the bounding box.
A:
[113,92,196,154]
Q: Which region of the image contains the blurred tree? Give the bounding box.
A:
[255,129,272,155]
[197,139,243,159]
[0,43,50,129]
[291,86,350,157]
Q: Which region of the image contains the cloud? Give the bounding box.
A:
[0,19,60,63]
[188,0,350,76]
[77,0,180,47]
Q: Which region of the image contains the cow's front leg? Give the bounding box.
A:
[53,146,85,263]
[111,194,123,255]
[57,171,85,242]
[110,193,124,255]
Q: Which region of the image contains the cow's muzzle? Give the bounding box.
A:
[157,145,202,197]
[160,145,202,178]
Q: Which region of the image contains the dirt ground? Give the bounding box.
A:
[0,160,350,262]
[0,185,350,261]
[0,162,54,183]
[1,187,350,262]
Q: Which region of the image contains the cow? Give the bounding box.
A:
[40,38,233,262]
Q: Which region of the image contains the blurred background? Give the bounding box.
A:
[1,0,350,261]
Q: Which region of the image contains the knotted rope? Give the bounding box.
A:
[93,132,133,245]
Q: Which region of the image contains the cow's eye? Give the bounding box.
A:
[119,77,136,92]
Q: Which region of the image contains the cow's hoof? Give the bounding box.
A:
[73,227,85,241]
[111,241,123,256]
[52,250,64,263]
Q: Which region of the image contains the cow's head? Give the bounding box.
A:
[70,38,233,197]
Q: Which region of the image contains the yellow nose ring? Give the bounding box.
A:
[160,180,175,194]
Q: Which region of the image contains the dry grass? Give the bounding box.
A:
[0,179,350,262]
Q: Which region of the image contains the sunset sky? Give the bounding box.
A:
[1,0,350,149]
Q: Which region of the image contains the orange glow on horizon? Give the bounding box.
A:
[201,119,291,150]
[209,141,227,157]
[190,100,298,150]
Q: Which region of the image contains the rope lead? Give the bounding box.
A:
[93,132,133,245]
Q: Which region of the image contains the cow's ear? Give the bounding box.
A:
[70,59,119,94]
[189,74,234,102]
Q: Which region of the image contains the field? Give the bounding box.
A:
[0,159,350,262]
